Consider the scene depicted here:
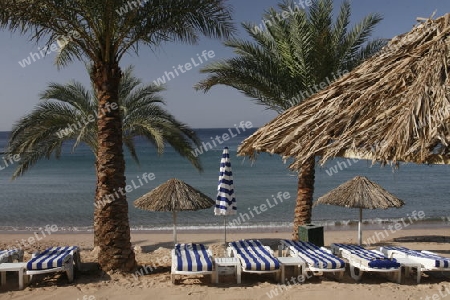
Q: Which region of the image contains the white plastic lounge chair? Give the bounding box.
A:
[0,249,26,289]
[281,240,345,279]
[228,240,280,281]
[331,243,401,283]
[380,246,450,283]
[171,243,215,284]
[0,249,24,263]
[26,246,80,283]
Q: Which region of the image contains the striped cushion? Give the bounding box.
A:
[383,246,450,268]
[0,249,21,262]
[283,240,345,269]
[333,244,400,269]
[46,246,78,254]
[230,240,280,271]
[27,246,77,270]
[174,243,213,272]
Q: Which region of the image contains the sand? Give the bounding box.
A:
[0,226,449,300]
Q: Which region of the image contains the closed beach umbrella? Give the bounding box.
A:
[314,176,405,245]
[215,147,237,244]
[134,178,214,244]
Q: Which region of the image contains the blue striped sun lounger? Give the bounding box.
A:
[0,249,24,263]
[171,243,214,284]
[26,246,79,283]
[228,240,280,275]
[331,243,401,282]
[380,246,450,269]
[380,246,450,283]
[281,240,345,278]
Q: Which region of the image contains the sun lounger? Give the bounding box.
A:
[228,240,280,281]
[0,249,26,289]
[26,246,80,283]
[281,240,345,279]
[331,243,401,282]
[171,243,214,284]
[0,249,24,263]
[379,246,450,283]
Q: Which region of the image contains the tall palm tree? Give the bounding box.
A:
[8,65,203,178]
[195,0,385,239]
[0,0,234,272]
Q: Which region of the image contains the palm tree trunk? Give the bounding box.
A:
[292,156,316,240]
[91,62,136,272]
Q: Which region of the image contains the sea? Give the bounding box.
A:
[0,129,449,233]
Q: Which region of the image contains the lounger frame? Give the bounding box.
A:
[380,246,450,283]
[26,246,80,283]
[171,244,215,284]
[0,249,24,263]
[227,240,280,281]
[331,244,401,283]
[280,240,345,279]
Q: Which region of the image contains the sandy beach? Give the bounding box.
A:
[0,226,448,300]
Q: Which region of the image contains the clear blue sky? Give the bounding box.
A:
[0,0,449,131]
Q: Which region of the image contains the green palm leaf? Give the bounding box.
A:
[8,66,203,179]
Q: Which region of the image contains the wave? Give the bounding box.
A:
[0,216,448,233]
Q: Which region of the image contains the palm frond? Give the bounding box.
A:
[8,66,203,177]
[197,0,384,112]
[0,0,235,67]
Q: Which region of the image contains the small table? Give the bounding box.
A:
[277,256,305,283]
[0,262,28,290]
[395,257,422,284]
[215,257,241,284]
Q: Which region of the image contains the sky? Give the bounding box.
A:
[1,0,450,131]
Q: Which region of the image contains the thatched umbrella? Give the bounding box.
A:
[237,14,450,168]
[315,176,405,245]
[134,178,215,244]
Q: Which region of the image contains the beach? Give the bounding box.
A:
[0,226,449,300]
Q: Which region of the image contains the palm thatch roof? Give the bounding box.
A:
[238,13,450,169]
[314,176,405,209]
[315,176,404,245]
[133,178,214,212]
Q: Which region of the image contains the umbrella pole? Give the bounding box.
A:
[358,207,362,245]
[224,216,227,246]
[173,211,177,245]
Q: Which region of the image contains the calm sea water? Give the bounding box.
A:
[0,129,449,232]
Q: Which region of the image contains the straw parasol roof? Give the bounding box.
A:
[314,176,405,209]
[134,178,214,244]
[237,13,450,169]
[134,178,214,211]
[314,176,404,244]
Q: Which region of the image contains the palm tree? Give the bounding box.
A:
[8,65,202,178]
[0,0,234,272]
[195,0,385,239]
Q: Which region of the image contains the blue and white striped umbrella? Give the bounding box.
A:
[215,147,237,216]
[215,147,236,245]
